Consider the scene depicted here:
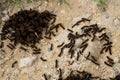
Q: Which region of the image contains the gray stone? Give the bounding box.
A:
[105,14,109,19]
[48,48,52,51]
[19,56,37,67]
[114,18,120,25]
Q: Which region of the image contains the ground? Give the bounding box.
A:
[0,0,120,80]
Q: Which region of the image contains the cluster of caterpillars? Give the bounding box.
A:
[56,18,115,80]
[0,9,65,53]
[57,18,113,67]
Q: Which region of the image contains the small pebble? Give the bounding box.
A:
[114,57,120,63]
[19,56,37,67]
[60,10,65,14]
[105,14,109,19]
[2,10,8,15]
[48,48,52,51]
[114,18,120,25]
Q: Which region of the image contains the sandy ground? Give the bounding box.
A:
[0,0,120,80]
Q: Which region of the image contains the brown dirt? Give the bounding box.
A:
[0,0,120,80]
